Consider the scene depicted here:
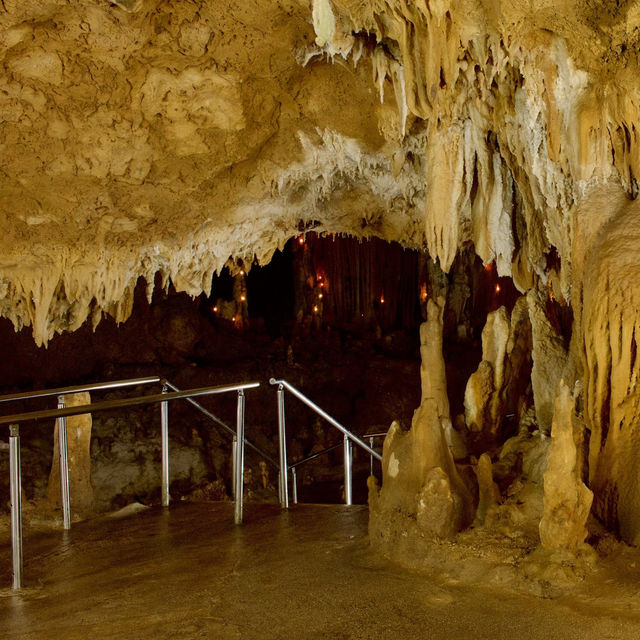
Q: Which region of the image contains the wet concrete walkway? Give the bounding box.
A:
[0,503,639,639]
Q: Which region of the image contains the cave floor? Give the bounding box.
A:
[0,503,639,640]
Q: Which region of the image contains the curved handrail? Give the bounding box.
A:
[269,378,381,460]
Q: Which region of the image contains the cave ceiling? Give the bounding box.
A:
[1,0,639,344]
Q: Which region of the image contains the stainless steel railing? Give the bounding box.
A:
[1,376,276,531]
[269,378,382,507]
[1,380,259,590]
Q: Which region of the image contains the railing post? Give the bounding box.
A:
[9,424,23,590]
[292,467,298,504]
[231,436,237,500]
[234,389,246,525]
[57,395,71,530]
[276,384,289,508]
[343,435,352,505]
[160,384,170,507]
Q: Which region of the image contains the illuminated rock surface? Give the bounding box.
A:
[4,0,640,570]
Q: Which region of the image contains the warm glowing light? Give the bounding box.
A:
[212,306,218,312]
[239,270,245,276]
[495,284,501,293]
[232,316,236,322]
[319,282,324,288]
[485,263,493,271]
[420,283,428,301]
[313,305,319,313]
[240,295,246,302]
[318,293,323,299]
[380,296,385,304]
[298,235,305,245]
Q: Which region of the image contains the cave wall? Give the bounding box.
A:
[3,0,640,540]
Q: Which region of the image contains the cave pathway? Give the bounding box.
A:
[0,503,638,640]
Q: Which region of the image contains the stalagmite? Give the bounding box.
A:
[527,290,567,434]
[474,453,501,527]
[47,392,94,517]
[539,382,592,550]
[464,306,510,440]
[464,297,532,443]
[369,297,473,540]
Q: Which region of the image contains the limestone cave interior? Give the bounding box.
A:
[2,0,640,638]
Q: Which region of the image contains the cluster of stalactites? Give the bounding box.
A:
[319,0,640,297]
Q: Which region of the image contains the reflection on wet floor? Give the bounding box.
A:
[1,503,640,640]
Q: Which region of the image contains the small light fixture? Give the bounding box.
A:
[318,293,323,299]
[239,270,245,276]
[240,295,246,302]
[298,235,305,245]
[313,305,319,313]
[495,284,501,293]
[212,306,218,313]
[380,295,385,304]
[232,316,236,322]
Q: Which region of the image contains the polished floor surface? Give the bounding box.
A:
[1,503,639,639]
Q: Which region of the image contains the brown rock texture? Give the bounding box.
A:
[47,392,94,517]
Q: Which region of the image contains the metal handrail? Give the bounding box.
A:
[4,380,259,590]
[164,381,278,469]
[0,376,162,403]
[269,378,382,508]
[0,383,258,425]
[289,442,342,469]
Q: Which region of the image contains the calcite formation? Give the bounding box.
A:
[47,392,93,516]
[464,297,532,443]
[369,298,473,539]
[3,0,640,543]
[540,382,592,550]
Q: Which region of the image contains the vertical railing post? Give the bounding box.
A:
[277,384,289,508]
[343,435,352,505]
[234,389,246,525]
[57,395,71,530]
[369,436,375,477]
[160,384,170,507]
[9,424,23,590]
[292,467,298,504]
[231,437,237,500]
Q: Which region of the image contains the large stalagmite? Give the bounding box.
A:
[539,382,592,550]
[369,298,473,540]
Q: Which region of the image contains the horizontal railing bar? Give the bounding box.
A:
[0,382,260,426]
[362,432,387,439]
[289,442,342,469]
[0,376,162,404]
[164,380,279,469]
[269,379,382,461]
